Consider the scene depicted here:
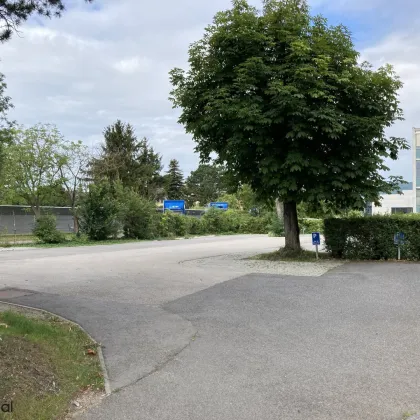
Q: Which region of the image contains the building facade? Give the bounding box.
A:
[414,127,420,213]
[369,128,419,215]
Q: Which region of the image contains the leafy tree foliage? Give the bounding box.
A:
[78,181,121,241]
[60,140,91,232]
[0,0,94,41]
[165,159,184,200]
[2,124,67,216]
[185,164,227,206]
[32,214,65,243]
[0,72,13,176]
[88,120,163,200]
[118,188,157,239]
[170,0,408,250]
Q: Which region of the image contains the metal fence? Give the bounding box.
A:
[0,206,205,235]
[0,206,74,235]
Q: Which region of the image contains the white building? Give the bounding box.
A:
[369,128,419,215]
[415,127,420,213]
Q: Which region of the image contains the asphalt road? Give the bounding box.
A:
[0,235,419,420]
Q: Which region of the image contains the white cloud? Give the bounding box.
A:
[360,30,420,180]
[113,56,152,74]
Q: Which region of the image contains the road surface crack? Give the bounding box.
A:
[112,331,198,394]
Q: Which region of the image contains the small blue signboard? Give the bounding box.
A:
[312,232,321,246]
[209,202,229,210]
[394,232,405,245]
[163,200,185,214]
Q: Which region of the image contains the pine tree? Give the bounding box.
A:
[165,159,184,200]
[88,121,163,198]
[0,0,94,42]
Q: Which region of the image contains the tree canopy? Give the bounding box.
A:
[0,71,13,176]
[0,0,94,41]
[169,0,408,249]
[165,159,184,200]
[88,120,163,199]
[2,123,67,216]
[185,164,227,206]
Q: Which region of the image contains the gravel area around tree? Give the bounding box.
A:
[180,252,344,277]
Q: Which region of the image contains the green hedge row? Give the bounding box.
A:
[156,208,272,238]
[324,215,420,260]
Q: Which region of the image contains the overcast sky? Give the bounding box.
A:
[0,0,418,180]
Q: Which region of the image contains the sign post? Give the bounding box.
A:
[394,232,405,260]
[312,232,321,260]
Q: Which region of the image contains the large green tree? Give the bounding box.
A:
[2,123,67,216]
[60,140,91,232]
[169,0,408,250]
[0,0,94,41]
[0,71,13,176]
[185,164,227,206]
[89,120,163,199]
[165,159,184,200]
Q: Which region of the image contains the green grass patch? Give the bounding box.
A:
[0,310,104,420]
[402,411,417,420]
[249,247,334,262]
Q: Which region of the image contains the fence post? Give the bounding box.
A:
[13,211,16,244]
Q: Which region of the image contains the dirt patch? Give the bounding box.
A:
[0,335,59,402]
[0,306,105,420]
[65,389,106,419]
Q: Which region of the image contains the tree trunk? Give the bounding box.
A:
[275,198,284,220]
[32,206,41,218]
[283,201,300,251]
[73,215,79,235]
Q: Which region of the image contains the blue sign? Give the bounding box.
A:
[209,202,229,210]
[312,232,321,246]
[394,232,405,245]
[163,200,185,214]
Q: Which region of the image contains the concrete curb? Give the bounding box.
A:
[0,299,112,396]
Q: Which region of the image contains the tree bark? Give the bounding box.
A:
[275,198,284,220]
[73,214,79,235]
[283,201,301,251]
[32,206,41,218]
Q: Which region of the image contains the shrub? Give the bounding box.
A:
[184,216,206,236]
[157,211,188,238]
[202,207,227,233]
[78,182,121,241]
[120,191,157,239]
[299,218,323,234]
[268,213,285,237]
[324,215,420,260]
[33,214,65,244]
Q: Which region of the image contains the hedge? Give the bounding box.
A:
[151,208,272,239]
[324,215,420,260]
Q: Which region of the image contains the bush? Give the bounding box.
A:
[33,214,65,243]
[184,216,206,236]
[156,211,188,238]
[324,215,420,260]
[78,182,121,241]
[299,218,323,234]
[120,191,157,239]
[202,207,227,233]
[268,213,285,237]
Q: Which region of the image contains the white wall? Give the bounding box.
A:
[371,190,415,215]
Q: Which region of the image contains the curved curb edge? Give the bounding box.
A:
[0,299,112,396]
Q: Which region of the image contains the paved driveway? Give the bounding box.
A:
[0,235,419,419]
